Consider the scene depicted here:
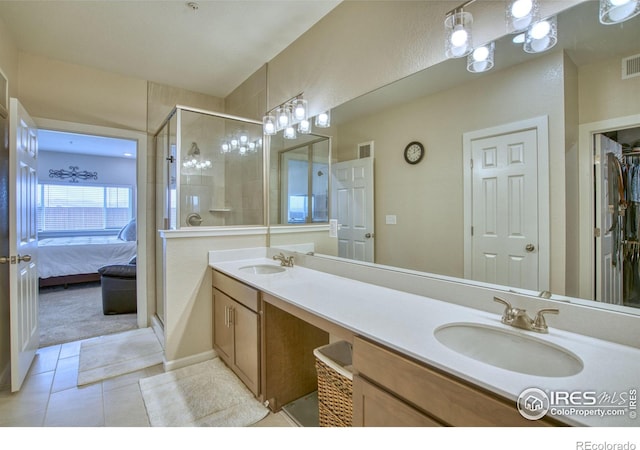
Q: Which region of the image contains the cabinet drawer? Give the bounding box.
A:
[353,375,442,427]
[212,270,259,312]
[353,336,553,427]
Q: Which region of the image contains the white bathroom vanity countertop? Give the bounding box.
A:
[209,254,640,427]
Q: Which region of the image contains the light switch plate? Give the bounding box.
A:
[329,219,338,237]
[386,215,397,225]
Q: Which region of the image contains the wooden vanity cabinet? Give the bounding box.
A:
[353,336,558,427]
[212,270,260,396]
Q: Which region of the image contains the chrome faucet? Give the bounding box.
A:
[493,297,559,333]
[272,252,294,267]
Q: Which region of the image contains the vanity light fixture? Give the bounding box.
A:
[444,6,474,58]
[599,0,640,24]
[262,113,277,136]
[315,110,331,128]
[523,16,557,54]
[506,0,539,34]
[293,98,308,122]
[467,42,495,73]
[263,94,314,135]
[298,118,312,134]
[275,104,292,131]
[283,125,297,140]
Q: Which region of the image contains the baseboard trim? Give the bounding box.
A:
[0,362,10,391]
[163,349,217,372]
[150,316,165,349]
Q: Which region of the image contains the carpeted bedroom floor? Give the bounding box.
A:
[38,281,138,348]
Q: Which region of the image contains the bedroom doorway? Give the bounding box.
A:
[35,122,146,347]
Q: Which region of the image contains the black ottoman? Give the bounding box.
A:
[98,263,137,315]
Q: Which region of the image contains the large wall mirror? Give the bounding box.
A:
[270,0,640,315]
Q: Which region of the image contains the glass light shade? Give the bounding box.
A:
[221,141,230,153]
[248,142,256,152]
[298,119,311,134]
[467,42,495,73]
[444,11,473,58]
[599,0,640,24]
[239,132,249,145]
[315,111,331,128]
[523,16,557,54]
[506,0,539,33]
[276,105,291,131]
[283,126,297,140]
[293,98,308,121]
[262,114,276,135]
[230,138,239,149]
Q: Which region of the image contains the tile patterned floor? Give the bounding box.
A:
[0,338,295,427]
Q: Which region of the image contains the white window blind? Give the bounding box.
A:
[37,184,132,232]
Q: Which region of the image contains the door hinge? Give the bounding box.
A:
[470,159,474,169]
[594,227,601,238]
[471,226,474,236]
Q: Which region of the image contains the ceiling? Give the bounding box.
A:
[0,0,341,158]
[0,0,341,98]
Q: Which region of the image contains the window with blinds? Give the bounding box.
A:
[37,184,133,232]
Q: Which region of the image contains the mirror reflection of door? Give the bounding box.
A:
[331,157,374,262]
[465,119,549,291]
[595,134,623,304]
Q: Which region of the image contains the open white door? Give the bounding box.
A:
[594,134,623,304]
[9,98,39,392]
[331,157,374,262]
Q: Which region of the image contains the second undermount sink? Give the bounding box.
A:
[434,323,583,377]
[238,264,287,275]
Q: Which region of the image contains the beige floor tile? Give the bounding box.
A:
[44,383,104,427]
[103,382,150,427]
[252,412,298,427]
[59,340,82,359]
[30,346,61,375]
[0,372,54,427]
[51,355,80,394]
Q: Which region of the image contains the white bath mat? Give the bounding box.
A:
[139,358,269,427]
[77,328,163,386]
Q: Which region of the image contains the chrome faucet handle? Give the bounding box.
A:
[533,308,559,333]
[493,297,514,323]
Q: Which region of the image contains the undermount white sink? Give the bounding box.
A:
[238,264,286,274]
[434,322,583,377]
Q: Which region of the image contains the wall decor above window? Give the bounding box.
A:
[49,166,98,183]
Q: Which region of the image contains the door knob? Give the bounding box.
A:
[365,233,375,239]
[0,255,32,264]
[525,244,535,253]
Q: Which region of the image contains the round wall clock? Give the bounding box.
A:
[404,141,424,165]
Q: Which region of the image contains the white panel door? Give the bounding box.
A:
[331,157,374,262]
[471,129,539,290]
[9,98,39,392]
[594,134,623,305]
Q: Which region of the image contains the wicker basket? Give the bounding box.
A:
[314,341,353,427]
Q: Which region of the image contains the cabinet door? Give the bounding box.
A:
[213,289,235,364]
[353,375,442,427]
[232,301,260,396]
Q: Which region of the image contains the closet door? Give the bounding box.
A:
[595,134,623,305]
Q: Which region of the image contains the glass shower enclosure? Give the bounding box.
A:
[153,106,265,326]
[154,106,265,230]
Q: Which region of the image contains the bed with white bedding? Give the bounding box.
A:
[38,235,137,287]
